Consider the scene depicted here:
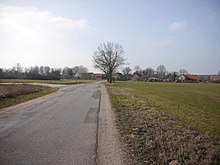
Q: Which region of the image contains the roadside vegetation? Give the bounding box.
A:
[0,84,57,109]
[0,79,94,85]
[105,81,220,164]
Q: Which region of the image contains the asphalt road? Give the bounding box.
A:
[0,82,101,165]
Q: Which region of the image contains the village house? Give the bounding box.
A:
[210,75,220,83]
[81,72,94,80]
[131,73,142,81]
[113,72,123,81]
[93,73,105,80]
[176,74,200,83]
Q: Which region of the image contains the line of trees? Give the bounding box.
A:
[0,64,89,80]
[119,65,189,82]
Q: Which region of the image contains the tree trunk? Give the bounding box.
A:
[109,71,113,83]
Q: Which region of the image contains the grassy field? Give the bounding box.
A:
[0,84,57,109]
[105,81,220,164]
[0,79,95,85]
[108,81,220,140]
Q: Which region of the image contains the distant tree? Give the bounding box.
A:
[72,66,79,77]
[218,70,220,75]
[122,67,132,80]
[122,67,131,75]
[62,67,73,79]
[15,63,23,73]
[44,66,50,75]
[142,67,155,80]
[0,68,4,78]
[134,66,142,74]
[39,66,45,75]
[30,66,39,74]
[93,42,126,83]
[179,68,188,75]
[50,68,61,80]
[157,65,166,79]
[172,72,178,81]
[144,67,154,75]
[74,65,88,79]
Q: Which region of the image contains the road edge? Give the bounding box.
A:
[97,84,126,165]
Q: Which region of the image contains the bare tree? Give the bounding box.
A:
[62,67,73,78]
[134,66,142,74]
[179,68,188,75]
[122,67,131,75]
[157,65,166,79]
[75,65,88,79]
[122,67,132,80]
[15,63,23,73]
[93,42,126,83]
[144,67,154,76]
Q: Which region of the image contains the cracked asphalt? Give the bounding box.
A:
[0,82,101,165]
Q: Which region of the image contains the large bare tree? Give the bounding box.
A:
[93,42,126,83]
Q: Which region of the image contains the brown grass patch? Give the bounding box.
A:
[0,84,57,109]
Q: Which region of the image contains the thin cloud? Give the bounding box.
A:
[0,4,88,40]
[168,20,186,31]
[0,4,89,68]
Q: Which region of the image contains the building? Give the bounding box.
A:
[176,74,200,83]
[93,73,105,80]
[210,75,220,83]
[131,73,142,81]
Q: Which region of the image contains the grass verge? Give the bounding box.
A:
[105,81,220,164]
[0,84,57,109]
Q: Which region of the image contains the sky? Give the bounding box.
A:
[0,0,220,74]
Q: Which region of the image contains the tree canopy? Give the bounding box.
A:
[93,42,126,83]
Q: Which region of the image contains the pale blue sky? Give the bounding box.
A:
[0,0,219,74]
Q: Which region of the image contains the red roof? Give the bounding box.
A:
[185,74,200,80]
[94,73,105,77]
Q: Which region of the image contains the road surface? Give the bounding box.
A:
[0,82,101,165]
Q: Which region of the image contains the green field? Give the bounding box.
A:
[0,79,95,85]
[106,81,220,140]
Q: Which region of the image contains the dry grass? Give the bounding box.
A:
[0,84,57,109]
[0,84,46,99]
[106,82,220,165]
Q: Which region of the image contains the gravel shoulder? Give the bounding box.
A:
[98,84,127,165]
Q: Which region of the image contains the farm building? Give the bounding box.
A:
[93,73,105,80]
[176,74,200,83]
[114,72,123,81]
[131,73,142,81]
[210,75,220,83]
